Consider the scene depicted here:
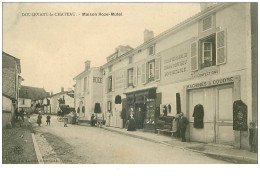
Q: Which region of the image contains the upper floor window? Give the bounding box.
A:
[128,68,134,87]
[21,99,25,105]
[148,45,155,56]
[200,34,216,68]
[108,76,113,92]
[148,60,155,82]
[190,30,226,71]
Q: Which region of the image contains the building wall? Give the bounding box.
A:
[75,68,103,121]
[101,3,252,148]
[2,53,18,100]
[2,96,13,128]
[18,98,31,109]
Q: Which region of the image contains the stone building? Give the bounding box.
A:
[2,52,22,128]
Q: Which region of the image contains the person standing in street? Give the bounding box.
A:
[37,113,42,127]
[178,112,189,142]
[127,107,136,131]
[46,114,51,126]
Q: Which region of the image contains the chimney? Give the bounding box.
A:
[144,29,154,42]
[116,45,133,57]
[51,91,53,96]
[85,60,91,71]
[61,87,64,92]
[200,2,215,11]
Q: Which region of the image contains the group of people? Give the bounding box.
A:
[37,113,51,126]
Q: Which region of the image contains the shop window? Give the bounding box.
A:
[200,34,216,68]
[128,68,133,87]
[148,60,155,82]
[108,76,113,92]
[148,45,155,56]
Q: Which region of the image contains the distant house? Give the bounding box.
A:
[18,85,50,113]
[49,87,74,115]
[2,52,23,128]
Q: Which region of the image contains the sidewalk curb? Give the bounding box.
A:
[31,133,44,164]
[102,127,257,164]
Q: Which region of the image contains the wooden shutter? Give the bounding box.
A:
[190,41,198,71]
[105,77,108,93]
[216,30,226,65]
[112,73,115,91]
[124,70,127,88]
[133,66,137,86]
[155,58,161,81]
[141,62,147,84]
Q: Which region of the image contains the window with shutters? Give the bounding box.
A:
[200,34,216,68]
[128,68,133,87]
[148,45,155,56]
[202,15,212,32]
[147,60,155,82]
[108,76,113,92]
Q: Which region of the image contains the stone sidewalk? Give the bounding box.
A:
[101,126,258,164]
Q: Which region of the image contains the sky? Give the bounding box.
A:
[3,3,200,94]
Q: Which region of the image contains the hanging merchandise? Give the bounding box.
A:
[115,95,122,104]
[168,104,171,113]
[193,104,204,128]
[163,105,167,116]
[233,100,247,131]
[94,103,101,113]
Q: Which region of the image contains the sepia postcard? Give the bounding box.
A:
[2,2,258,167]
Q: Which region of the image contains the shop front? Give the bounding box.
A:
[124,87,158,132]
[185,75,242,146]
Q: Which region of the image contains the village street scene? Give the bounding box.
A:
[2,2,258,166]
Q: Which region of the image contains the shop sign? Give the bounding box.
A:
[161,41,191,84]
[191,66,220,79]
[186,77,234,89]
[93,77,102,83]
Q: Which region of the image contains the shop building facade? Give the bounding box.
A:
[74,61,103,121]
[101,3,256,149]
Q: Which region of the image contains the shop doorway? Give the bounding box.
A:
[188,84,234,145]
[134,103,146,129]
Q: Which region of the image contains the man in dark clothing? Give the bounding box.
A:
[178,112,189,142]
[46,115,51,126]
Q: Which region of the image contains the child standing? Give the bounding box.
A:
[46,115,51,126]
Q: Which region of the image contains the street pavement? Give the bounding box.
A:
[31,114,229,164]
